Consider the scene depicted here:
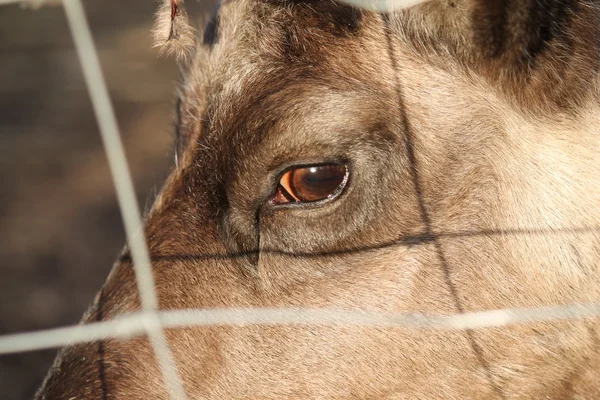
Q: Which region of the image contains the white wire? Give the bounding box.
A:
[339,0,429,12]
[0,0,60,7]
[0,0,430,11]
[1,301,599,355]
[60,0,187,398]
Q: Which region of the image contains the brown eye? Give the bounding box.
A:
[273,164,348,205]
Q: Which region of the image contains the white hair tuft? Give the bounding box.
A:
[152,0,196,62]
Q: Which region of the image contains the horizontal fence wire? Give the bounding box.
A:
[340,0,428,11]
[0,0,61,7]
[0,0,427,10]
[1,302,600,355]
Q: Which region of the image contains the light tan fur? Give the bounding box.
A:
[152,0,197,61]
[38,0,600,398]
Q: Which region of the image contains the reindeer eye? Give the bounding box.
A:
[272,164,348,205]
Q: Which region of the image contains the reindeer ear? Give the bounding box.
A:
[152,0,197,61]
[466,0,600,108]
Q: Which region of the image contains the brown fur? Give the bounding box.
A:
[37,0,600,398]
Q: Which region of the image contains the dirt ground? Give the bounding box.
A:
[0,1,213,398]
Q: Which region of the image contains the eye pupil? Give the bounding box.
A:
[275,164,348,205]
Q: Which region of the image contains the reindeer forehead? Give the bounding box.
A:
[213,0,363,43]
[178,0,390,139]
[200,0,371,75]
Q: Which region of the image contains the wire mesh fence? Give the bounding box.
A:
[1,0,599,399]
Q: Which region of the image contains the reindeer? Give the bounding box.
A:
[36,0,600,398]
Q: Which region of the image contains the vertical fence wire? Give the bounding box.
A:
[60,0,187,398]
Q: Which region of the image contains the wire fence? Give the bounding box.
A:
[1,0,599,399]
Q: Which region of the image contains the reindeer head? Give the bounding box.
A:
[37,0,600,398]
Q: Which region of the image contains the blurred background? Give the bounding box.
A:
[0,1,212,398]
